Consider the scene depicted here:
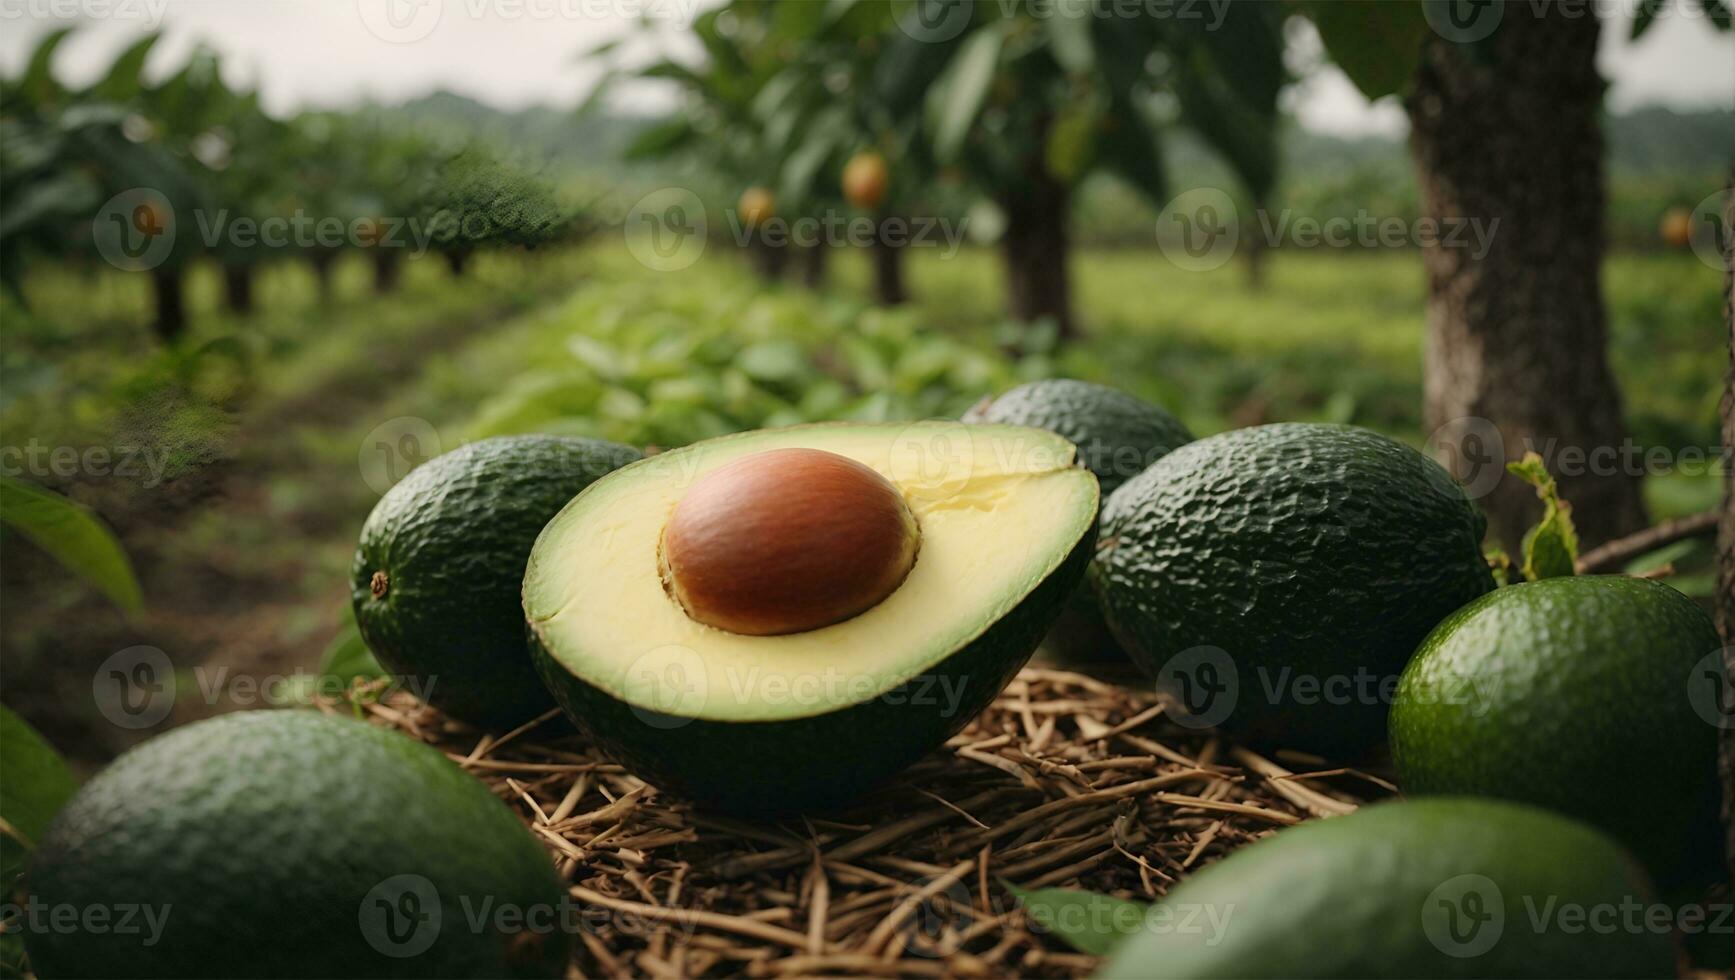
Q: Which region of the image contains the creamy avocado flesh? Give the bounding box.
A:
[524,422,1097,726]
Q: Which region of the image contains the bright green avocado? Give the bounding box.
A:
[1091,423,1494,755]
[353,435,641,727]
[1391,575,1722,883]
[23,710,568,979]
[964,379,1193,663]
[1098,798,1671,979]
[524,421,1097,812]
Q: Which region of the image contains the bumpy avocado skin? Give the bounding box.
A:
[1099,798,1672,979]
[23,711,569,979]
[963,379,1192,499]
[1392,575,1722,884]
[1091,423,1494,755]
[353,435,642,727]
[965,379,1193,663]
[530,526,1094,814]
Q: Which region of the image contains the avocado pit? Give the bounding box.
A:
[658,447,919,636]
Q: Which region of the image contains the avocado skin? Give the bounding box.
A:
[529,525,1094,814]
[23,711,569,979]
[1091,423,1494,755]
[965,379,1193,663]
[1098,798,1671,980]
[963,379,1193,499]
[353,435,642,728]
[1391,575,1722,885]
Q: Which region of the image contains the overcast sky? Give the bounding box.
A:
[1,0,1729,135]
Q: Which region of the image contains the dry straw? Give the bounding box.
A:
[322,667,1387,978]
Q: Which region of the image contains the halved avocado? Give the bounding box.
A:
[524,421,1098,812]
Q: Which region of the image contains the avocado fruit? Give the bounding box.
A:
[524,421,1097,812]
[23,710,568,979]
[964,379,1193,663]
[353,435,641,728]
[1391,574,1722,884]
[1091,423,1494,755]
[1098,798,1672,979]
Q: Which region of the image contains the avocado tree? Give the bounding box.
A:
[416,142,582,276]
[1303,0,1730,551]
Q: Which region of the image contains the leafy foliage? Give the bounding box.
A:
[1007,884,1148,956]
[0,704,77,882]
[1506,453,1581,581]
[0,478,144,614]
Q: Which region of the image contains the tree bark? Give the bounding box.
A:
[373,249,402,294]
[151,266,185,342]
[999,164,1075,342]
[444,249,471,277]
[310,250,336,304]
[870,233,906,306]
[1406,6,1646,553]
[222,264,254,314]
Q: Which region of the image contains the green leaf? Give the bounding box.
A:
[87,31,161,102]
[0,478,143,615]
[926,24,1004,165]
[1046,4,1095,74]
[1506,453,1579,581]
[1008,884,1149,956]
[21,26,74,105]
[320,621,384,684]
[1697,0,1733,30]
[1631,0,1667,39]
[0,705,77,883]
[1301,0,1428,100]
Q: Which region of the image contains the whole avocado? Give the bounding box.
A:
[1098,798,1672,979]
[1391,575,1722,884]
[965,379,1193,662]
[352,435,641,727]
[1091,423,1493,754]
[24,711,569,978]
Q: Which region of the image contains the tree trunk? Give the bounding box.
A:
[999,166,1074,342]
[1243,222,1268,291]
[151,266,185,342]
[373,249,401,294]
[800,243,828,289]
[444,249,470,277]
[310,251,336,304]
[1718,168,1734,887]
[746,239,787,281]
[1406,7,1646,553]
[870,233,906,306]
[222,264,254,314]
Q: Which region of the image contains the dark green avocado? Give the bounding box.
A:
[963,379,1192,499]
[1091,423,1494,755]
[352,435,641,727]
[1098,798,1672,979]
[522,422,1098,813]
[1391,575,1722,884]
[965,379,1194,663]
[23,710,569,979]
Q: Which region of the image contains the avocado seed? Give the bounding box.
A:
[659,448,919,635]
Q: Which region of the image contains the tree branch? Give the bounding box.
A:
[1574,510,1720,575]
